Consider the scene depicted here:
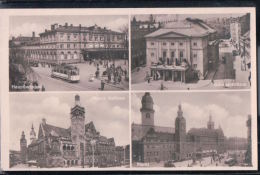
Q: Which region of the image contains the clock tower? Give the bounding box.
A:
[140,92,155,126]
[71,94,85,164]
[175,103,186,160]
[20,131,27,163]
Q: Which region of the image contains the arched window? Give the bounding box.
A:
[61,52,64,60]
[67,51,71,59]
[52,140,59,152]
[74,51,77,59]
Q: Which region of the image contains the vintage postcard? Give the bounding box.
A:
[9,93,129,169]
[0,7,257,171]
[131,92,256,170]
[131,13,253,90]
[9,15,129,91]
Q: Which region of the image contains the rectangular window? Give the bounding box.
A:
[180,51,184,58]
[163,42,167,46]
[60,44,63,49]
[151,53,154,57]
[193,42,197,46]
[163,51,167,58]
[151,42,154,46]
[74,44,76,48]
[193,53,197,58]
[89,35,93,41]
[193,64,197,69]
[67,44,70,48]
[171,42,175,46]
[67,35,70,41]
[179,42,183,46]
[171,51,175,58]
[95,36,98,41]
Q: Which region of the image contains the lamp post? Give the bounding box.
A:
[90,139,96,168]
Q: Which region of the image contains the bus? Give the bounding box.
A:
[51,64,80,83]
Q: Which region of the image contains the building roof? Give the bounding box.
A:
[187,127,224,138]
[41,123,71,138]
[145,18,216,39]
[40,23,123,36]
[132,123,175,141]
[145,28,209,38]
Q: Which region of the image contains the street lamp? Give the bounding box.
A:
[90,139,96,168]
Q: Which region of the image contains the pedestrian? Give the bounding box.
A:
[248,72,251,86]
[160,81,164,90]
[41,85,45,91]
[101,80,105,91]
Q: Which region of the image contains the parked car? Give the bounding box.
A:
[164,160,176,167]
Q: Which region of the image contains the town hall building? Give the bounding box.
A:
[18,95,124,168]
[132,92,225,163]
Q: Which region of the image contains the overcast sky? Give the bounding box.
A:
[10,93,129,151]
[10,15,128,37]
[132,13,247,21]
[132,92,250,138]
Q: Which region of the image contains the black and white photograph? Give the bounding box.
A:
[9,93,130,169]
[9,15,129,92]
[131,14,251,90]
[132,92,252,168]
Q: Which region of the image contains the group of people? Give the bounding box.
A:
[88,58,128,91]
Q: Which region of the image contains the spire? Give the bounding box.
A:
[21,131,26,140]
[207,113,214,129]
[177,103,183,117]
[75,94,81,106]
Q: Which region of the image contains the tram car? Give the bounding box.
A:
[51,64,80,82]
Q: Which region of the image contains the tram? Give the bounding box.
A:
[51,64,80,82]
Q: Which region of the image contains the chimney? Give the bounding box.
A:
[59,25,62,28]
[42,118,46,125]
[65,22,68,27]
[32,32,35,38]
[45,29,47,32]
[51,24,54,30]
[70,24,73,27]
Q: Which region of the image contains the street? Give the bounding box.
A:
[31,60,129,91]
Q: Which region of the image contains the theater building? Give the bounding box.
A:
[132,92,225,163]
[19,95,122,168]
[145,18,219,81]
[9,23,128,66]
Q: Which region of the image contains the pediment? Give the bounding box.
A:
[156,31,188,38]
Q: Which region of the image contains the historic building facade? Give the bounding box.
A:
[18,95,125,168]
[131,15,160,69]
[230,22,241,48]
[10,23,128,66]
[145,18,219,81]
[132,92,225,163]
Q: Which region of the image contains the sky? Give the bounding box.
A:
[9,15,128,37]
[132,13,247,21]
[132,91,250,138]
[10,92,129,151]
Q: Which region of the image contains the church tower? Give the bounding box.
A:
[30,124,36,143]
[71,94,85,164]
[140,92,155,126]
[207,114,214,129]
[20,131,27,163]
[175,103,186,160]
